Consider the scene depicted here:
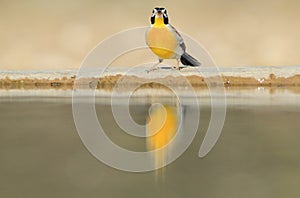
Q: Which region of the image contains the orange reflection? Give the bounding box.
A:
[147,105,179,169]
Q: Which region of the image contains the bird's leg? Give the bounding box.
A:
[176,59,180,70]
[147,58,163,73]
[172,59,180,70]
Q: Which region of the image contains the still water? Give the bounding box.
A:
[0,96,300,198]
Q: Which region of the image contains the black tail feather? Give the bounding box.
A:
[180,53,201,67]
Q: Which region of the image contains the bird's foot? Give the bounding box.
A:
[172,66,181,70]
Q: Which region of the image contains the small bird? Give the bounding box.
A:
[145,7,201,71]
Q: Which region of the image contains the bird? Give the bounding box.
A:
[145,7,201,72]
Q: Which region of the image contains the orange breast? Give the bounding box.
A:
[146,27,179,59]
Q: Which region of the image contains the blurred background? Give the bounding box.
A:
[0,0,300,70]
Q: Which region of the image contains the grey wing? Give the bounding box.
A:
[169,24,186,52]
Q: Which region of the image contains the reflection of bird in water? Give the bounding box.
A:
[146,104,181,170]
[146,7,201,72]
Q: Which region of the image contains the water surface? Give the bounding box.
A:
[0,97,299,198]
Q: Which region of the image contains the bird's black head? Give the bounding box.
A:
[151,7,169,25]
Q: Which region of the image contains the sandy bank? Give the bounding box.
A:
[1,66,300,90]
